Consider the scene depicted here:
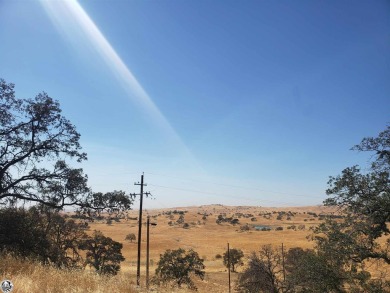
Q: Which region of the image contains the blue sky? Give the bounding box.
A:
[1,0,389,209]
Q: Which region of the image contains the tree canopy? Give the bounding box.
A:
[81,230,125,275]
[313,125,390,291]
[154,248,205,290]
[0,78,133,212]
[317,125,390,265]
[237,126,390,292]
[223,248,244,272]
[237,245,284,293]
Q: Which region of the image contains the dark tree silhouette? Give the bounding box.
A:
[285,247,345,293]
[223,248,244,272]
[81,230,125,275]
[125,233,136,243]
[0,78,134,212]
[0,206,88,268]
[236,245,283,293]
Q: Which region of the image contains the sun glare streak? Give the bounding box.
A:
[40,0,202,171]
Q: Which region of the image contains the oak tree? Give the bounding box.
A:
[223,248,244,272]
[125,233,136,243]
[314,125,390,290]
[81,230,125,275]
[154,248,205,290]
[236,245,283,293]
[0,78,134,212]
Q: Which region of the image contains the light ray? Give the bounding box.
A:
[40,0,202,171]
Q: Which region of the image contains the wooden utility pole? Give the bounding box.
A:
[228,242,231,293]
[282,242,286,282]
[135,174,147,287]
[146,216,157,290]
[146,216,150,290]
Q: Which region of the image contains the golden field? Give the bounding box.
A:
[87,204,332,292]
[0,204,340,292]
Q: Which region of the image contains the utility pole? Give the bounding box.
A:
[146,216,157,290]
[227,242,231,293]
[135,174,147,287]
[282,243,286,282]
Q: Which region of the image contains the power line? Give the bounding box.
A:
[148,183,303,206]
[86,170,325,201]
[145,171,324,200]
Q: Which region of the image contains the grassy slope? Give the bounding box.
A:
[0,254,137,293]
[87,205,330,291]
[93,205,328,267]
[1,205,333,292]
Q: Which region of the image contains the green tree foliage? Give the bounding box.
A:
[81,230,125,275]
[223,248,244,272]
[313,125,390,290]
[237,127,390,292]
[154,248,205,290]
[0,78,134,212]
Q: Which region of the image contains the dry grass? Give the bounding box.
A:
[0,253,238,293]
[90,204,329,272]
[0,205,340,292]
[0,254,137,293]
[86,204,332,291]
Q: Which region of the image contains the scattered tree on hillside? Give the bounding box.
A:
[81,230,125,275]
[223,248,244,272]
[236,245,284,293]
[154,248,205,290]
[0,78,134,212]
[125,233,136,243]
[176,214,185,224]
[216,214,240,225]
